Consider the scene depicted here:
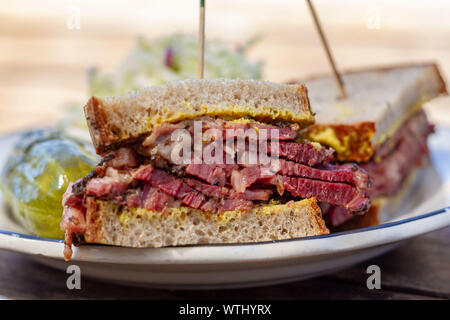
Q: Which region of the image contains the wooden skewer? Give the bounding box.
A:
[306,0,347,99]
[198,0,206,79]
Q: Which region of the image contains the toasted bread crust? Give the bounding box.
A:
[84,79,314,154]
[289,62,447,95]
[83,197,329,248]
[84,96,109,153]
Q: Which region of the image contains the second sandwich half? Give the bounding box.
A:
[61,79,371,260]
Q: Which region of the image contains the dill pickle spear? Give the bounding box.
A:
[1,130,96,239]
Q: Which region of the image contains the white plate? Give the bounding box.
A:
[0,128,449,289]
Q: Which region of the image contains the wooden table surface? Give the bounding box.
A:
[0,0,449,300]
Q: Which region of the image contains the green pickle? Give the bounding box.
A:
[1,130,97,239]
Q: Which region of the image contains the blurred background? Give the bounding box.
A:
[1,0,449,135]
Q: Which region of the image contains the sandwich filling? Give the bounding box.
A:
[62,117,371,259]
[324,110,433,227]
[361,110,433,197]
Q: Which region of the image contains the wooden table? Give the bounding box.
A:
[0,226,448,300]
[0,0,449,300]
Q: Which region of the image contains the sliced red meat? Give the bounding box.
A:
[224,122,297,140]
[181,190,205,209]
[185,163,235,186]
[61,204,86,261]
[142,122,186,147]
[363,137,425,197]
[232,189,272,201]
[62,182,83,206]
[344,192,371,214]
[373,110,433,160]
[108,147,139,169]
[63,113,373,241]
[132,164,155,181]
[200,199,217,212]
[141,184,172,211]
[362,111,433,197]
[279,176,370,213]
[230,166,261,193]
[332,163,371,192]
[199,197,252,212]
[220,199,253,212]
[145,167,175,186]
[61,205,86,235]
[184,178,228,198]
[229,160,370,195]
[85,176,129,198]
[146,169,206,210]
[268,141,334,166]
[146,169,254,212]
[185,177,271,201]
[63,194,83,207]
[279,160,370,191]
[253,123,298,140]
[326,205,354,227]
[172,180,194,200]
[158,179,183,196]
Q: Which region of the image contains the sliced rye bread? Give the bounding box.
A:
[82,197,329,248]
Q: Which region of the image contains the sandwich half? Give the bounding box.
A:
[292,63,447,228]
[61,79,372,260]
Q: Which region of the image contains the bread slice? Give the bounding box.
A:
[292,63,447,161]
[82,197,329,248]
[85,79,314,154]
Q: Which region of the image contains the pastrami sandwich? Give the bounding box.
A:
[61,79,371,260]
[292,63,447,228]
